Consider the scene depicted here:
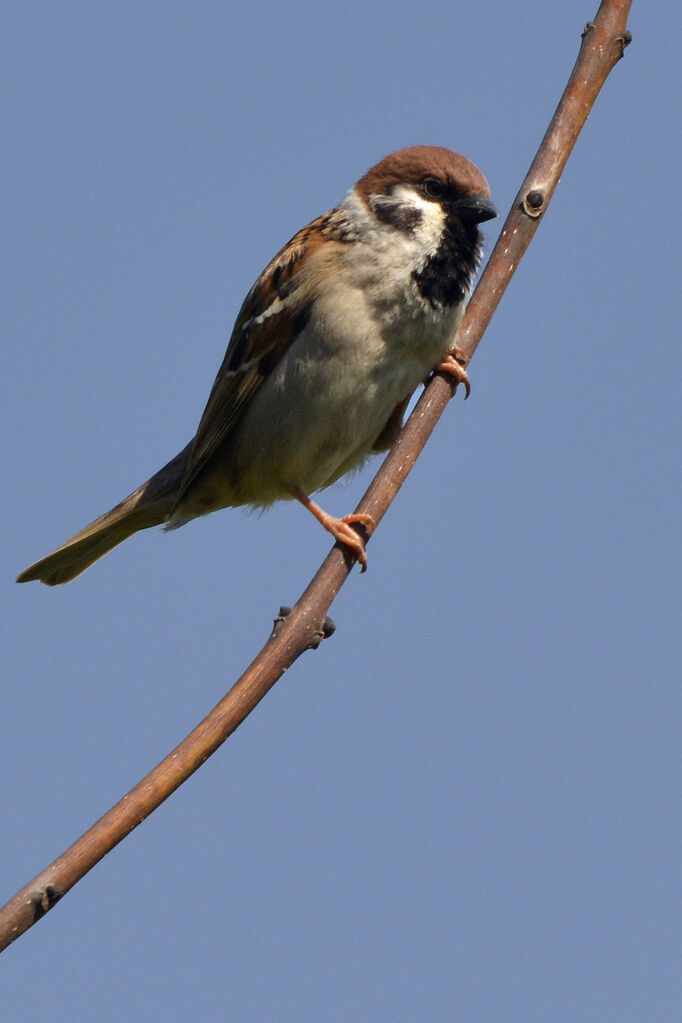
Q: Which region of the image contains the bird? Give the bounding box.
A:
[17,145,496,586]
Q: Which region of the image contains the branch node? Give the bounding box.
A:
[31,884,62,920]
[522,189,546,218]
[308,615,336,650]
[581,21,595,40]
[271,606,292,639]
[616,30,633,58]
[271,606,336,649]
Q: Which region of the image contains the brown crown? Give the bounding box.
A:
[354,145,490,206]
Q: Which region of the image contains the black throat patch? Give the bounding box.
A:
[412,218,481,309]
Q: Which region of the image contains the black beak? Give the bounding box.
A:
[453,193,498,225]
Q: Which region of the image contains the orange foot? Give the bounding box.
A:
[294,489,376,572]
[434,349,471,398]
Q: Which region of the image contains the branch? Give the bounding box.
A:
[0,0,633,953]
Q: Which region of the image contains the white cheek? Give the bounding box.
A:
[390,184,446,255]
[340,187,445,258]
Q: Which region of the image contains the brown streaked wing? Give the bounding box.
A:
[176,213,332,501]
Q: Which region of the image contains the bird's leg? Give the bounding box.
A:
[293,488,375,572]
[434,346,471,398]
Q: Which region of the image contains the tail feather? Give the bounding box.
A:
[17,443,192,586]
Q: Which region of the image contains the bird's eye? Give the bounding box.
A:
[423,177,445,200]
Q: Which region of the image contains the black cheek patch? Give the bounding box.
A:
[374,200,423,233]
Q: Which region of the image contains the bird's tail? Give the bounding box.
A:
[17,443,192,586]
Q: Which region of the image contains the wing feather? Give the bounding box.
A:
[176,213,333,501]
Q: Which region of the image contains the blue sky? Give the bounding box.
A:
[3,3,680,1020]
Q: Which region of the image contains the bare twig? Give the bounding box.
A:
[0,0,633,953]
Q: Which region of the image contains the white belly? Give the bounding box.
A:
[221,283,463,505]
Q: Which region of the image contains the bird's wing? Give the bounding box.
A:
[176,212,336,501]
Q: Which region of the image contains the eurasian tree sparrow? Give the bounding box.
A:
[18,146,496,585]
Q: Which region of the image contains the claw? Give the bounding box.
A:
[434,349,471,398]
[325,514,374,571]
[294,490,375,571]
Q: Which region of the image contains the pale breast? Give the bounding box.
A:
[215,265,462,505]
